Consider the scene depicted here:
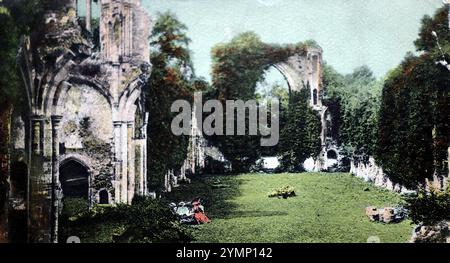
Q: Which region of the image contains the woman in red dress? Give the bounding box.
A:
[191,198,210,224]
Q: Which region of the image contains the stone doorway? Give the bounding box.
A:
[60,159,90,201]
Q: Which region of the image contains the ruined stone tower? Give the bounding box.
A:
[7,0,152,243]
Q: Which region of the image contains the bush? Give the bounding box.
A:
[268,185,296,199]
[59,196,193,243]
[405,187,450,225]
[61,198,89,219]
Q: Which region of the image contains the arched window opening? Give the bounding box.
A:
[327,150,338,160]
[99,190,109,204]
[313,89,318,105]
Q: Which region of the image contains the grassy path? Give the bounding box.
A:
[165,173,413,243]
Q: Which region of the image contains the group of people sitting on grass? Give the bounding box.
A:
[170,197,210,225]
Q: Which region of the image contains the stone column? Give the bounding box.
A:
[28,115,51,243]
[85,0,92,32]
[31,116,42,156]
[120,122,128,203]
[127,122,134,204]
[143,113,149,195]
[50,116,62,243]
[113,121,122,204]
[137,142,144,195]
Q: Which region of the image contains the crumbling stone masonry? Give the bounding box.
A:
[7,0,152,243]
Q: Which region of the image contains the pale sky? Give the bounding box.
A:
[82,0,444,80]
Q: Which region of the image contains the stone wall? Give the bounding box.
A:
[351,156,449,193]
[350,157,411,193]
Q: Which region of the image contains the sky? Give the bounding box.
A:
[82,0,444,80]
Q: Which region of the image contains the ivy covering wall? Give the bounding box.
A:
[376,7,450,189]
[209,32,321,172]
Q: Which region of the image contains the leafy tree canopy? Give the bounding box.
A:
[322,64,382,161]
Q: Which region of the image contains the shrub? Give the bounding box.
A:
[268,185,296,199]
[114,197,193,243]
[61,197,89,219]
[405,187,450,225]
[59,196,193,243]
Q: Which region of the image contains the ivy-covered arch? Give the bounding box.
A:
[211,32,323,105]
[208,32,326,172]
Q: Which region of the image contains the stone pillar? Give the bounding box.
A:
[50,116,62,243]
[320,108,327,148]
[143,113,148,195]
[85,0,91,32]
[113,121,122,204]
[31,117,42,156]
[127,122,134,204]
[137,142,145,195]
[120,122,128,203]
[133,142,141,196]
[28,115,52,243]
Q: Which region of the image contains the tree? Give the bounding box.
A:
[322,64,382,162]
[376,7,450,189]
[146,12,196,192]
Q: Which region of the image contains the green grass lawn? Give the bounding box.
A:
[164,173,414,243]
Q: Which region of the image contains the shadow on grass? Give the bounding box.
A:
[163,174,244,220]
[221,210,288,219]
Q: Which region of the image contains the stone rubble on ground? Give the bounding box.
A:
[365,206,407,224]
[410,221,450,243]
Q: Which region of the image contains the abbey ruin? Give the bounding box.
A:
[3,0,345,243]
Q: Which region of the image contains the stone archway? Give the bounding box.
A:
[59,159,90,200]
[324,148,342,172]
[272,48,323,107]
[59,158,91,219]
[327,149,338,160]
